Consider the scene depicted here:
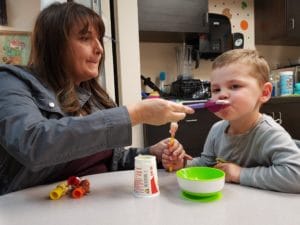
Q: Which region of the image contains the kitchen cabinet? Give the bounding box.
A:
[255,0,300,45]
[138,0,208,42]
[260,96,300,140]
[144,97,300,157]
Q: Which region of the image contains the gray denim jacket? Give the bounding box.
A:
[0,65,149,195]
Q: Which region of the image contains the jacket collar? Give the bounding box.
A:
[75,86,92,107]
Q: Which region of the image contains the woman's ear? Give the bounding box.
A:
[260,82,272,103]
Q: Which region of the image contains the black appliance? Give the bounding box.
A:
[141,75,211,100]
[200,13,233,59]
[233,32,244,49]
[170,77,211,100]
[186,13,234,60]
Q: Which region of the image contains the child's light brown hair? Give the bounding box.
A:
[212,49,270,86]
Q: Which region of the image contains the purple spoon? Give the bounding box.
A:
[187,100,230,112]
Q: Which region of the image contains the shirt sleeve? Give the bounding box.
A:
[240,130,300,193]
[113,147,151,171]
[0,73,132,172]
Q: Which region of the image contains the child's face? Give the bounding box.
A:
[210,63,268,121]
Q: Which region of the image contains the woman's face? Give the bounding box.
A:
[65,24,103,85]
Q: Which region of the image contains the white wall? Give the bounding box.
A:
[100,0,116,101]
[41,0,66,10]
[0,0,40,31]
[114,0,143,147]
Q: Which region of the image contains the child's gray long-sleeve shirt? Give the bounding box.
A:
[187,114,300,193]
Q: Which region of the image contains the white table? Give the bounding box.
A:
[1,170,300,225]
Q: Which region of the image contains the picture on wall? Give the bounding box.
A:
[0,30,31,65]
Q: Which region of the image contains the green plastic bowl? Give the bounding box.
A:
[176,167,225,196]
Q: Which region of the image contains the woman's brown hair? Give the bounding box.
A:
[28,2,115,115]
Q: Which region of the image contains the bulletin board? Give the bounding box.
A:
[0,30,31,65]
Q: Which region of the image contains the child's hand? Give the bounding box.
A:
[149,138,191,162]
[161,138,192,171]
[214,162,241,183]
[162,149,184,171]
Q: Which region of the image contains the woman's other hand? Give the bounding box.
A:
[127,98,194,126]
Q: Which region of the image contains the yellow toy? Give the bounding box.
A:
[49,182,69,200]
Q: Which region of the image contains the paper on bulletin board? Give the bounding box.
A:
[0,30,31,65]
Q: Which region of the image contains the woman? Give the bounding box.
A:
[0,2,193,195]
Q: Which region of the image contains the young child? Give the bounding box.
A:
[162,49,300,193]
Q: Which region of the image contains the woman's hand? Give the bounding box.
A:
[149,138,169,162]
[127,98,194,126]
[214,162,241,183]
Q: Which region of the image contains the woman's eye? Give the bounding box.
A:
[80,36,89,41]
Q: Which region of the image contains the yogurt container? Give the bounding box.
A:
[133,155,160,197]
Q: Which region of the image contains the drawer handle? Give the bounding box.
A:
[268,112,282,125]
[185,119,198,123]
[289,18,295,30]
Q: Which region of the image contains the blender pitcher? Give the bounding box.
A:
[176,44,193,79]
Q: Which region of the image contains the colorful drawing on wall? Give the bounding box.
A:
[0,31,31,65]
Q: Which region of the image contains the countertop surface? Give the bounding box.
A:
[1,170,300,225]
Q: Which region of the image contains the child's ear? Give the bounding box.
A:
[260,82,272,103]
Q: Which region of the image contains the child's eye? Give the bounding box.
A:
[211,88,220,93]
[230,84,241,90]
